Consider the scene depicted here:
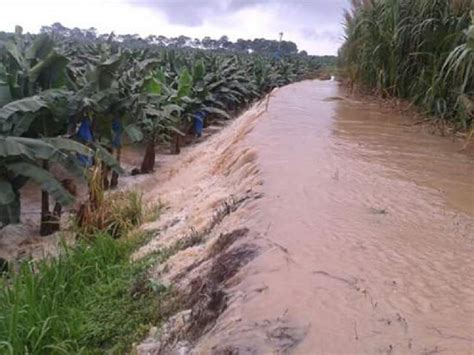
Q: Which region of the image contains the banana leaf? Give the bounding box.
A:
[5,41,26,70]
[43,137,93,156]
[144,77,162,94]
[90,142,123,173]
[28,50,68,88]
[10,112,36,136]
[96,54,123,90]
[193,59,206,83]
[0,136,48,161]
[26,34,54,60]
[177,68,192,98]
[124,123,144,142]
[0,137,86,178]
[162,104,182,116]
[6,162,75,206]
[0,96,48,120]
[202,106,231,119]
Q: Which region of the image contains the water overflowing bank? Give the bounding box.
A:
[137,80,473,354]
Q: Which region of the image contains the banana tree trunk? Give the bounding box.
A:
[0,193,21,227]
[40,160,50,235]
[100,147,113,190]
[101,164,110,190]
[110,146,121,188]
[170,133,181,155]
[39,160,58,236]
[140,141,156,174]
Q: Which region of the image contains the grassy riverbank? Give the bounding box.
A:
[0,193,165,354]
[340,0,473,129]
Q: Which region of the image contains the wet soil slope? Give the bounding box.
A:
[194,80,474,354]
[138,80,473,354]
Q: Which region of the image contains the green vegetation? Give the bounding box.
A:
[0,191,165,354]
[0,24,333,233]
[0,234,162,354]
[74,167,147,239]
[0,24,333,353]
[340,0,473,128]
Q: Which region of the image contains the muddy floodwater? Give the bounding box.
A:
[5,80,472,354]
[182,80,473,354]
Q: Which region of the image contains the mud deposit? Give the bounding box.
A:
[134,80,473,354]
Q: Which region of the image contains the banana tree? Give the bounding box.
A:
[202,55,257,114]
[138,103,182,173]
[1,30,76,233]
[129,55,247,166]
[0,91,121,233]
[3,29,69,100]
[127,63,213,170]
[127,67,183,172]
[0,135,88,229]
[67,53,125,187]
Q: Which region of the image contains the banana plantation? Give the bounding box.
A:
[0,26,321,234]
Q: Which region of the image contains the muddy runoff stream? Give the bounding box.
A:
[135,80,473,354]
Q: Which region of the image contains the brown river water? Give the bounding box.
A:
[185,80,474,354]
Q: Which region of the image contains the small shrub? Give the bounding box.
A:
[76,190,146,239]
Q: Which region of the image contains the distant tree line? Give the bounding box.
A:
[39,23,301,55]
[0,22,335,63]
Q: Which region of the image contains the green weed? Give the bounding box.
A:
[0,233,165,355]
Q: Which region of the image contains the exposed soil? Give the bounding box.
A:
[134,80,473,354]
[0,120,231,261]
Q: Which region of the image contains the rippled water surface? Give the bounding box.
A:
[197,80,474,354]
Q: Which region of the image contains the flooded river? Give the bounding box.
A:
[191,80,474,354]
[3,79,471,354]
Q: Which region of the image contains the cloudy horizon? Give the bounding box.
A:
[1,0,350,55]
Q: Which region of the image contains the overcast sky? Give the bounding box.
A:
[1,0,350,55]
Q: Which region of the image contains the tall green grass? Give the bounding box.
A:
[0,189,165,354]
[340,0,473,128]
[0,234,162,354]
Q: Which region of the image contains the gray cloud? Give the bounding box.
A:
[126,0,350,53]
[130,0,347,27]
[128,0,230,27]
[301,27,341,42]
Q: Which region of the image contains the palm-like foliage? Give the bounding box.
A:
[0,25,320,230]
[0,34,121,231]
[0,136,87,226]
[117,49,309,171]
